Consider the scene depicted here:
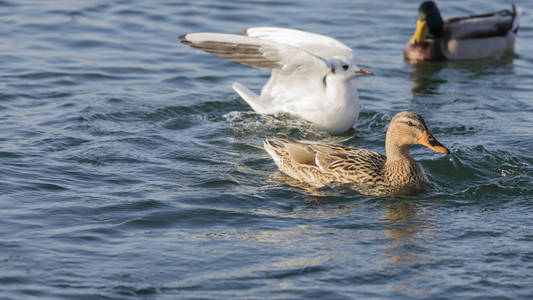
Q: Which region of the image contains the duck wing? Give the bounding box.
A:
[312,144,386,184]
[264,139,387,187]
[179,32,331,74]
[444,5,519,40]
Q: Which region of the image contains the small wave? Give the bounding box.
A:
[0,151,22,158]
[223,111,336,141]
[424,143,533,201]
[115,207,265,230]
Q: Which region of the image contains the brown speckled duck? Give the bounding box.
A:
[404,1,520,62]
[264,112,450,196]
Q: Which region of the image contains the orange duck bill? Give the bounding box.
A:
[417,130,450,154]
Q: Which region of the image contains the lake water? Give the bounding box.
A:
[1,0,532,299]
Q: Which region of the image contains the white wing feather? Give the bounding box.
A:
[180,32,331,74]
[244,27,357,63]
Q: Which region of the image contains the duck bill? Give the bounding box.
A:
[355,68,374,76]
[417,130,450,154]
[409,19,428,44]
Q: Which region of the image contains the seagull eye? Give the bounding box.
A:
[342,65,349,71]
[407,121,414,127]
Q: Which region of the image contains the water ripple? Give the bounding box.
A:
[0,0,532,299]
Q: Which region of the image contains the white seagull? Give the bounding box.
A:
[179,27,373,134]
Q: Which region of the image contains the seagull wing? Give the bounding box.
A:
[179,33,331,73]
[244,27,357,63]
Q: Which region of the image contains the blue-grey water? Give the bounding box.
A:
[1,0,532,299]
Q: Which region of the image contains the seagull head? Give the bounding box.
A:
[329,58,373,80]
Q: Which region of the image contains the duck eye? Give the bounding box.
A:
[407,121,414,127]
[342,65,349,71]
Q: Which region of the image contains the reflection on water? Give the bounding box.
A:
[381,200,434,296]
[408,55,516,95]
[408,62,447,95]
[256,180,434,268]
[380,200,432,265]
[267,174,435,265]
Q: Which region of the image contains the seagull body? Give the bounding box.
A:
[179,27,372,134]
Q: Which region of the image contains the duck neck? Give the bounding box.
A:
[383,132,427,185]
[385,135,413,164]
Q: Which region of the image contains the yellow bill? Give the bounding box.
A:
[417,130,450,154]
[410,19,428,44]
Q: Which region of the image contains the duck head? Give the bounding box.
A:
[385,112,450,159]
[410,1,444,44]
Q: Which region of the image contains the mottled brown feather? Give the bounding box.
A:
[263,139,427,196]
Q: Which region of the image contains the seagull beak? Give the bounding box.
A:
[416,130,450,154]
[355,68,373,76]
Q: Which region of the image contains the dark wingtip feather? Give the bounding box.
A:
[178,34,191,45]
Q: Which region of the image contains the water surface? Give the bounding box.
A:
[1,0,532,299]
